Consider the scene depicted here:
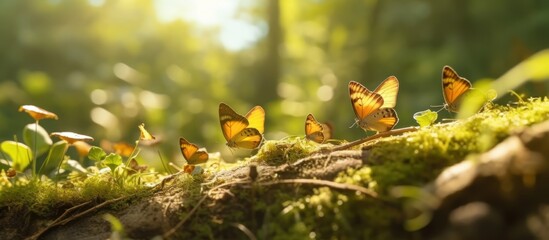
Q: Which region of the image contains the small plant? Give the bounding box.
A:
[18,105,58,178]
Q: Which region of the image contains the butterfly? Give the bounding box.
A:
[138,123,155,140]
[179,137,209,165]
[349,81,399,132]
[305,114,332,143]
[442,65,472,112]
[127,158,148,174]
[113,142,134,157]
[219,103,265,149]
[372,76,399,109]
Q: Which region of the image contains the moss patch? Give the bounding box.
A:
[1,98,548,239]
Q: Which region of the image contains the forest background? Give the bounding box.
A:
[1,0,548,168]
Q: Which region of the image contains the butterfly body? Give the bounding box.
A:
[179,137,209,165]
[442,66,472,112]
[358,108,398,132]
[349,79,399,132]
[305,114,332,143]
[219,103,264,149]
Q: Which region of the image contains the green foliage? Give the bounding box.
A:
[103,154,123,172]
[88,146,124,172]
[1,0,547,160]
[413,110,438,127]
[103,213,126,240]
[88,146,107,162]
[22,123,52,157]
[1,141,32,172]
[39,140,69,175]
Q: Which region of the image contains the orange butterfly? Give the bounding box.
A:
[349,81,399,132]
[305,114,332,143]
[442,65,472,112]
[372,76,399,108]
[113,142,134,157]
[219,103,265,149]
[179,137,209,165]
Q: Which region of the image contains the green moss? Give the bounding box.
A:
[0,166,155,218]
[366,98,549,191]
[253,137,325,165]
[240,98,549,240]
[0,98,547,239]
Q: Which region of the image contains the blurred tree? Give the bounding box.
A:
[0,0,547,166]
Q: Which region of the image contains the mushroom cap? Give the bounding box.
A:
[51,132,94,144]
[19,105,58,121]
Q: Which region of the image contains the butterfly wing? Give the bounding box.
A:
[245,106,265,134]
[360,108,399,132]
[442,66,472,112]
[373,76,399,109]
[183,164,195,174]
[219,103,250,142]
[305,114,325,143]
[179,137,208,165]
[227,128,263,149]
[349,81,384,122]
[113,142,134,157]
[321,123,333,141]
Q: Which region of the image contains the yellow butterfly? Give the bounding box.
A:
[372,76,400,108]
[219,103,265,149]
[305,114,332,143]
[349,81,399,132]
[179,137,209,165]
[138,123,155,140]
[442,65,472,112]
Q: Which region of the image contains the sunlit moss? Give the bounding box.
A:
[366,97,549,191]
[252,137,325,165]
[0,98,547,239]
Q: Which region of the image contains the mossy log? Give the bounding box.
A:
[1,98,548,240]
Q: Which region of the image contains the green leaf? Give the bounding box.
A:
[88,146,107,161]
[1,141,33,172]
[103,213,126,239]
[413,110,438,127]
[39,140,69,175]
[23,123,53,157]
[63,159,87,173]
[103,153,123,171]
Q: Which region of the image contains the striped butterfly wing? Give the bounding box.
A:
[442,66,472,112]
[305,114,325,143]
[179,137,208,165]
[349,81,384,122]
[321,122,333,141]
[373,76,399,109]
[227,128,263,149]
[360,108,399,132]
[245,106,265,134]
[219,103,250,143]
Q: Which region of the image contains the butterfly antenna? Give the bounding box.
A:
[226,145,236,156]
[348,119,359,128]
[435,105,446,113]
[168,162,182,172]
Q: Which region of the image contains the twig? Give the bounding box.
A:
[51,201,92,225]
[258,178,378,198]
[330,126,418,152]
[27,196,129,240]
